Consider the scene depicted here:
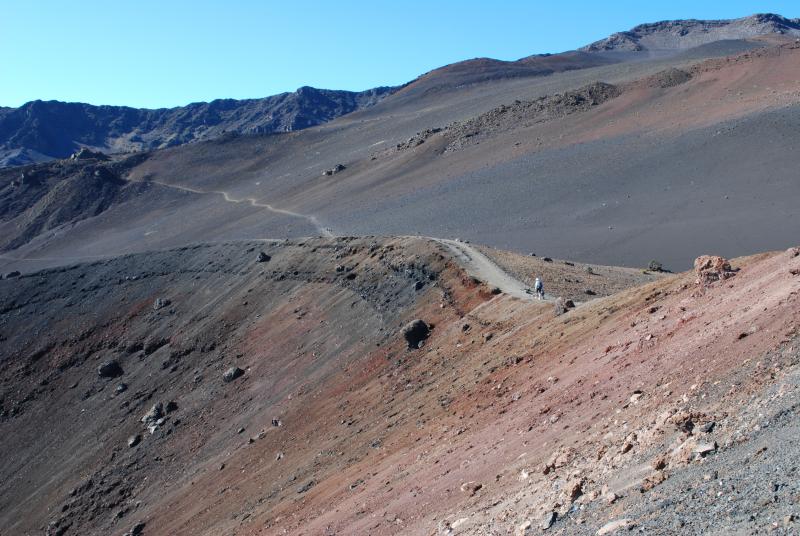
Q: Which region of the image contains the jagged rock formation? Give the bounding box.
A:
[0,86,393,167]
[581,13,800,52]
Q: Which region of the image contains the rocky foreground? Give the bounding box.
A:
[0,237,799,535]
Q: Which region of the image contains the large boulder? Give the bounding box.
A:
[223,366,245,383]
[98,360,124,378]
[402,319,430,349]
[694,255,735,285]
[553,298,574,316]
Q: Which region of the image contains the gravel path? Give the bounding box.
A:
[432,238,541,301]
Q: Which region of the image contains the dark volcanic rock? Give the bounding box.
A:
[403,319,430,349]
[97,360,123,378]
[223,366,245,383]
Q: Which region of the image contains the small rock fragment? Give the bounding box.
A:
[460,481,482,496]
[597,519,634,535]
[540,511,557,530]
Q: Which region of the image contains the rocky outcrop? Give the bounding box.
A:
[694,255,736,285]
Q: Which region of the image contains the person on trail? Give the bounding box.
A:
[534,277,544,300]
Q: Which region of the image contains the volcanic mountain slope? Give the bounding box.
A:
[2,14,794,170]
[3,18,800,275]
[0,85,393,167]
[0,237,798,535]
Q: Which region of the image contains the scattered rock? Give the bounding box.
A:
[297,480,315,494]
[564,479,583,502]
[640,470,667,491]
[648,260,664,272]
[322,164,346,176]
[223,367,245,383]
[141,403,164,427]
[127,435,141,448]
[651,454,667,471]
[516,520,533,536]
[153,297,171,310]
[540,511,557,530]
[596,519,634,535]
[553,298,574,316]
[402,319,430,349]
[699,421,715,433]
[490,286,502,295]
[98,360,124,378]
[693,441,717,457]
[257,251,271,263]
[460,481,482,496]
[584,289,597,295]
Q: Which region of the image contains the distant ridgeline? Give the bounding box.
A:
[0,85,393,167]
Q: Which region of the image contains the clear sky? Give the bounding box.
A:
[2,1,798,109]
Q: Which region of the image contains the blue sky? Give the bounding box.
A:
[2,1,798,109]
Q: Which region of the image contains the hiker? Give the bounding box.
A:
[534,277,544,300]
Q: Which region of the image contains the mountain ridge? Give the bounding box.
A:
[0,85,393,167]
[581,12,800,52]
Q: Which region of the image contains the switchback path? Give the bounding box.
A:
[140,179,335,238]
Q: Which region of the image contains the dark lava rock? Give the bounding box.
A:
[165,401,178,413]
[98,360,124,378]
[257,251,271,263]
[5,271,21,278]
[403,319,430,349]
[297,480,315,494]
[322,164,346,176]
[127,435,141,448]
[223,366,245,383]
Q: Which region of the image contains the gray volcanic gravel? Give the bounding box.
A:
[324,105,800,270]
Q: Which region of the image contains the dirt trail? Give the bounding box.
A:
[141,179,335,237]
[433,238,543,300]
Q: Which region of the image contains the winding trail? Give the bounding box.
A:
[143,179,334,237]
[431,238,543,301]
